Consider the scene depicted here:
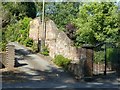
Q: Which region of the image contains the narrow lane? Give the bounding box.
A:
[2,42,120,88]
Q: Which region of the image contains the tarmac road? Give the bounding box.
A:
[2,42,120,89]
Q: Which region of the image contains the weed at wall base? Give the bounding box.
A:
[53,55,71,70]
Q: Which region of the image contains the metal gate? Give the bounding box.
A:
[93,42,120,75]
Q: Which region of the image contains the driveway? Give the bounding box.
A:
[2,42,120,89]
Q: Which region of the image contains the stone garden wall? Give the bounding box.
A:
[45,20,94,78]
[29,17,42,43]
[45,20,81,62]
[29,18,81,62]
[29,18,94,79]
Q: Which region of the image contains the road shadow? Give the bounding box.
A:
[2,64,76,84]
[2,67,120,89]
[2,70,30,83]
[0,61,5,69]
[14,58,27,67]
[15,49,32,56]
[92,71,120,82]
[14,48,32,67]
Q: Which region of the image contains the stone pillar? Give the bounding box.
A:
[6,45,15,70]
[79,48,87,78]
[82,45,94,77]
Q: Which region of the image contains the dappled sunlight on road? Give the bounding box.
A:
[2,42,120,88]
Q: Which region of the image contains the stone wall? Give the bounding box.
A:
[45,20,80,62]
[29,18,94,79]
[45,20,94,78]
[29,17,42,42]
[29,18,81,61]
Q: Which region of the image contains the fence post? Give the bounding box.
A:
[104,42,107,75]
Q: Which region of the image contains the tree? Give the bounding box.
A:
[65,23,76,40]
[35,2,80,51]
[1,2,37,51]
[2,2,36,25]
[74,2,119,46]
[45,2,80,31]
[5,17,32,43]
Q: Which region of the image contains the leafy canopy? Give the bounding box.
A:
[74,2,119,46]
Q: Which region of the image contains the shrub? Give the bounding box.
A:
[53,55,71,69]
[5,17,32,44]
[24,38,33,47]
[94,51,104,63]
[17,37,25,45]
[94,47,119,64]
[0,42,7,51]
[107,48,120,69]
[41,46,49,56]
[32,42,38,52]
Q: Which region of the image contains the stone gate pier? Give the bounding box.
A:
[0,44,15,70]
[6,45,15,70]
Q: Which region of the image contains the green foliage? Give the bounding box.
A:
[94,44,120,65]
[17,37,25,45]
[44,2,80,31]
[32,42,38,52]
[5,17,32,45]
[107,48,114,61]
[41,46,49,56]
[94,51,105,63]
[74,2,119,46]
[65,23,76,40]
[1,28,7,51]
[0,42,7,51]
[53,55,71,69]
[2,2,36,19]
[24,38,33,47]
[1,2,36,51]
[4,17,34,50]
[107,47,120,64]
[2,2,36,28]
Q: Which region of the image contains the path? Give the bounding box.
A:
[2,42,120,89]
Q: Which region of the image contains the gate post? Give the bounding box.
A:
[82,45,94,79]
[6,45,15,70]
